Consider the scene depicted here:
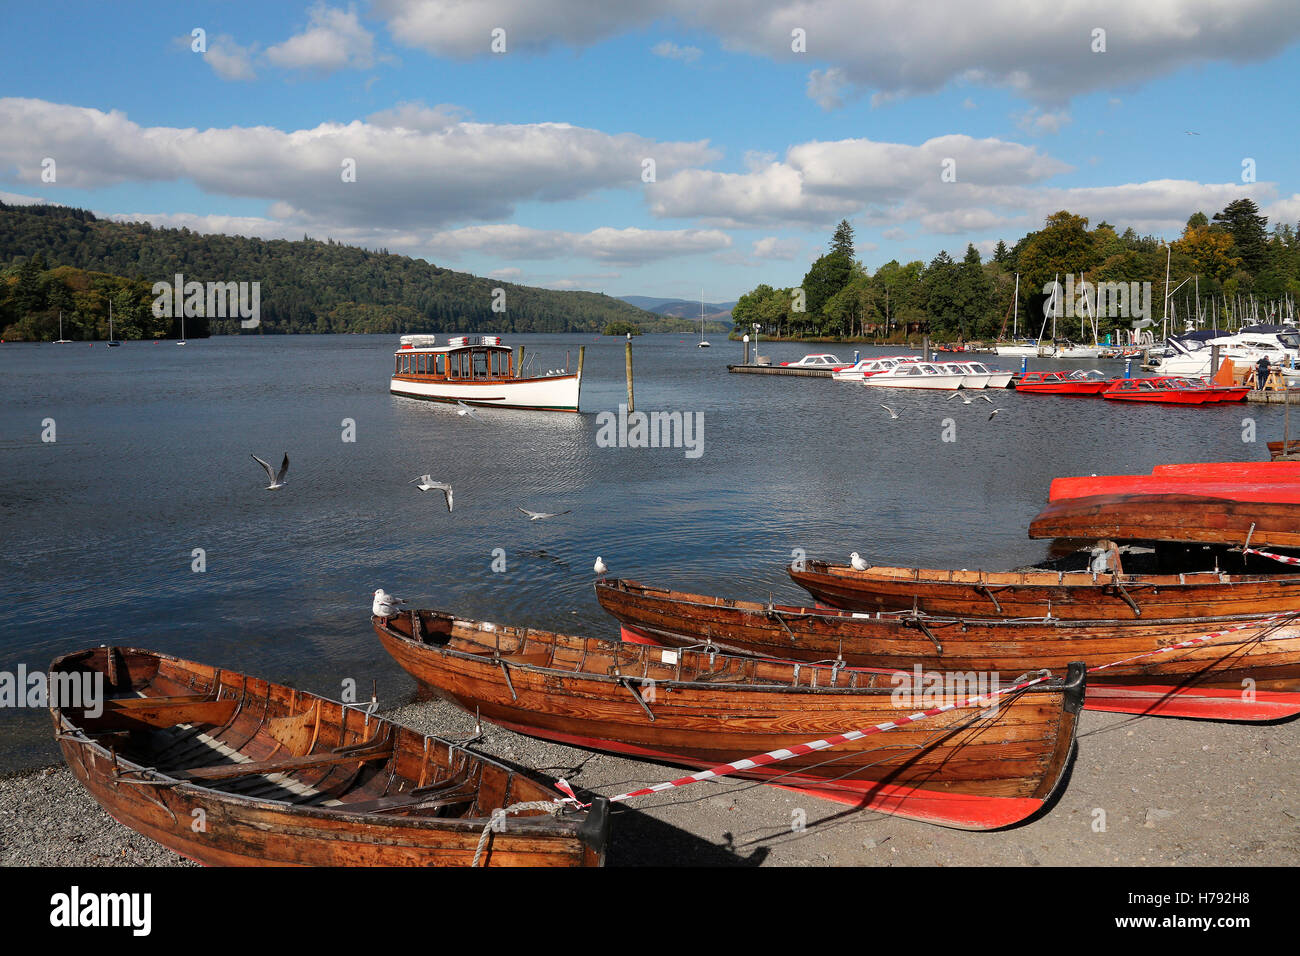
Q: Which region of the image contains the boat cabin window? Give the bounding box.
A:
[472,349,489,378]
[435,354,445,375]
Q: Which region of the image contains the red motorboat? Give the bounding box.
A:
[1102,377,1210,403]
[1151,376,1250,403]
[1013,370,1114,394]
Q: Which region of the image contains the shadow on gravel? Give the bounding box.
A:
[606,807,770,866]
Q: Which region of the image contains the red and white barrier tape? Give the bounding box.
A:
[554,670,1054,808]
[1244,546,1300,567]
[548,610,1299,810]
[1086,611,1295,673]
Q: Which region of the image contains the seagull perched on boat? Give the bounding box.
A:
[251,453,289,490]
[880,404,900,420]
[410,475,453,512]
[850,552,869,571]
[988,408,1003,421]
[517,506,572,521]
[372,589,405,618]
[593,556,608,579]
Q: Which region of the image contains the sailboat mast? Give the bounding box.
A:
[1012,273,1019,337]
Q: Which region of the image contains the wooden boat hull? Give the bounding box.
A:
[595,580,1300,720]
[390,371,581,412]
[1028,493,1300,548]
[788,559,1300,621]
[1049,476,1300,504]
[373,611,1085,830]
[51,646,607,866]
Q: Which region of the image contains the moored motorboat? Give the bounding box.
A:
[391,334,582,412]
[373,606,1084,829]
[594,579,1300,720]
[863,361,967,390]
[830,355,920,381]
[1013,370,1114,394]
[51,646,608,866]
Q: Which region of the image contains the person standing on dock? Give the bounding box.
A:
[1256,356,1271,390]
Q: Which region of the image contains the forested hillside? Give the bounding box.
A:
[0,202,656,340]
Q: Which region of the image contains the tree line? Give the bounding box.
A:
[731,200,1300,343]
[0,202,657,340]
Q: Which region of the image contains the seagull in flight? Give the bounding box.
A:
[947,393,975,405]
[410,475,453,511]
[850,552,869,571]
[456,401,481,419]
[593,556,608,579]
[372,588,405,618]
[251,453,289,490]
[988,408,1003,421]
[517,506,572,521]
[880,404,900,420]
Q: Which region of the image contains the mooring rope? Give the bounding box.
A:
[471,800,565,867]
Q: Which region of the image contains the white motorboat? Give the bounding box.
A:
[390,334,581,412]
[863,361,967,390]
[953,361,1013,389]
[830,355,921,381]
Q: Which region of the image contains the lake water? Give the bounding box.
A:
[0,333,1285,769]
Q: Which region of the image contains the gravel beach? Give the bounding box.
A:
[3,695,1296,867]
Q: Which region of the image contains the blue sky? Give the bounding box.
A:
[3,1,1299,302]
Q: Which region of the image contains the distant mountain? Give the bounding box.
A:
[619,295,737,320]
[0,202,659,336]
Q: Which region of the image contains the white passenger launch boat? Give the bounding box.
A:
[389,335,582,412]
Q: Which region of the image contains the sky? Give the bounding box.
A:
[3,1,1300,303]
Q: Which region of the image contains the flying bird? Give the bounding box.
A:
[850,552,869,571]
[372,588,405,618]
[410,475,453,511]
[880,404,900,420]
[947,393,974,405]
[517,506,572,521]
[456,401,481,419]
[979,395,994,404]
[988,408,1003,421]
[593,556,608,579]
[251,453,289,490]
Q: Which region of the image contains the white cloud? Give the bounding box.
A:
[266,4,377,74]
[1015,107,1073,135]
[374,1,1300,103]
[0,97,720,229]
[806,67,858,111]
[204,35,258,81]
[652,40,701,62]
[424,224,732,264]
[752,236,803,259]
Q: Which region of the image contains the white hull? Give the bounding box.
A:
[866,375,966,390]
[1053,346,1104,359]
[390,373,581,412]
[994,344,1042,357]
[985,371,1014,388]
[960,374,992,388]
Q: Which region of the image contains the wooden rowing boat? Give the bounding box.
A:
[1048,476,1300,504]
[372,608,1085,830]
[50,646,608,866]
[594,579,1300,720]
[1268,439,1300,461]
[1028,493,1300,548]
[788,557,1300,620]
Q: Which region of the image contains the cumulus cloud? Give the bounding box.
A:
[0,97,720,229]
[266,4,377,74]
[751,236,803,259]
[423,224,732,264]
[806,68,858,111]
[652,40,701,62]
[373,1,1300,103]
[649,134,1070,227]
[1015,107,1073,135]
[203,35,258,81]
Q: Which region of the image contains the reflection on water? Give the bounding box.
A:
[0,333,1280,767]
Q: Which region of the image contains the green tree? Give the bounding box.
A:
[1212,198,1269,273]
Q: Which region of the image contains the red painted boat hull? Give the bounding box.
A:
[1049,476,1300,504]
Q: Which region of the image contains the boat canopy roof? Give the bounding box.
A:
[398,334,508,353]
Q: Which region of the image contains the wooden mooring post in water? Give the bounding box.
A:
[625,340,635,412]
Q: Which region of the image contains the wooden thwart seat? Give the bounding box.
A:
[167,733,394,783]
[83,694,237,732]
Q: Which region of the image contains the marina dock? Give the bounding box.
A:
[1246,390,1300,404]
[727,364,834,377]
